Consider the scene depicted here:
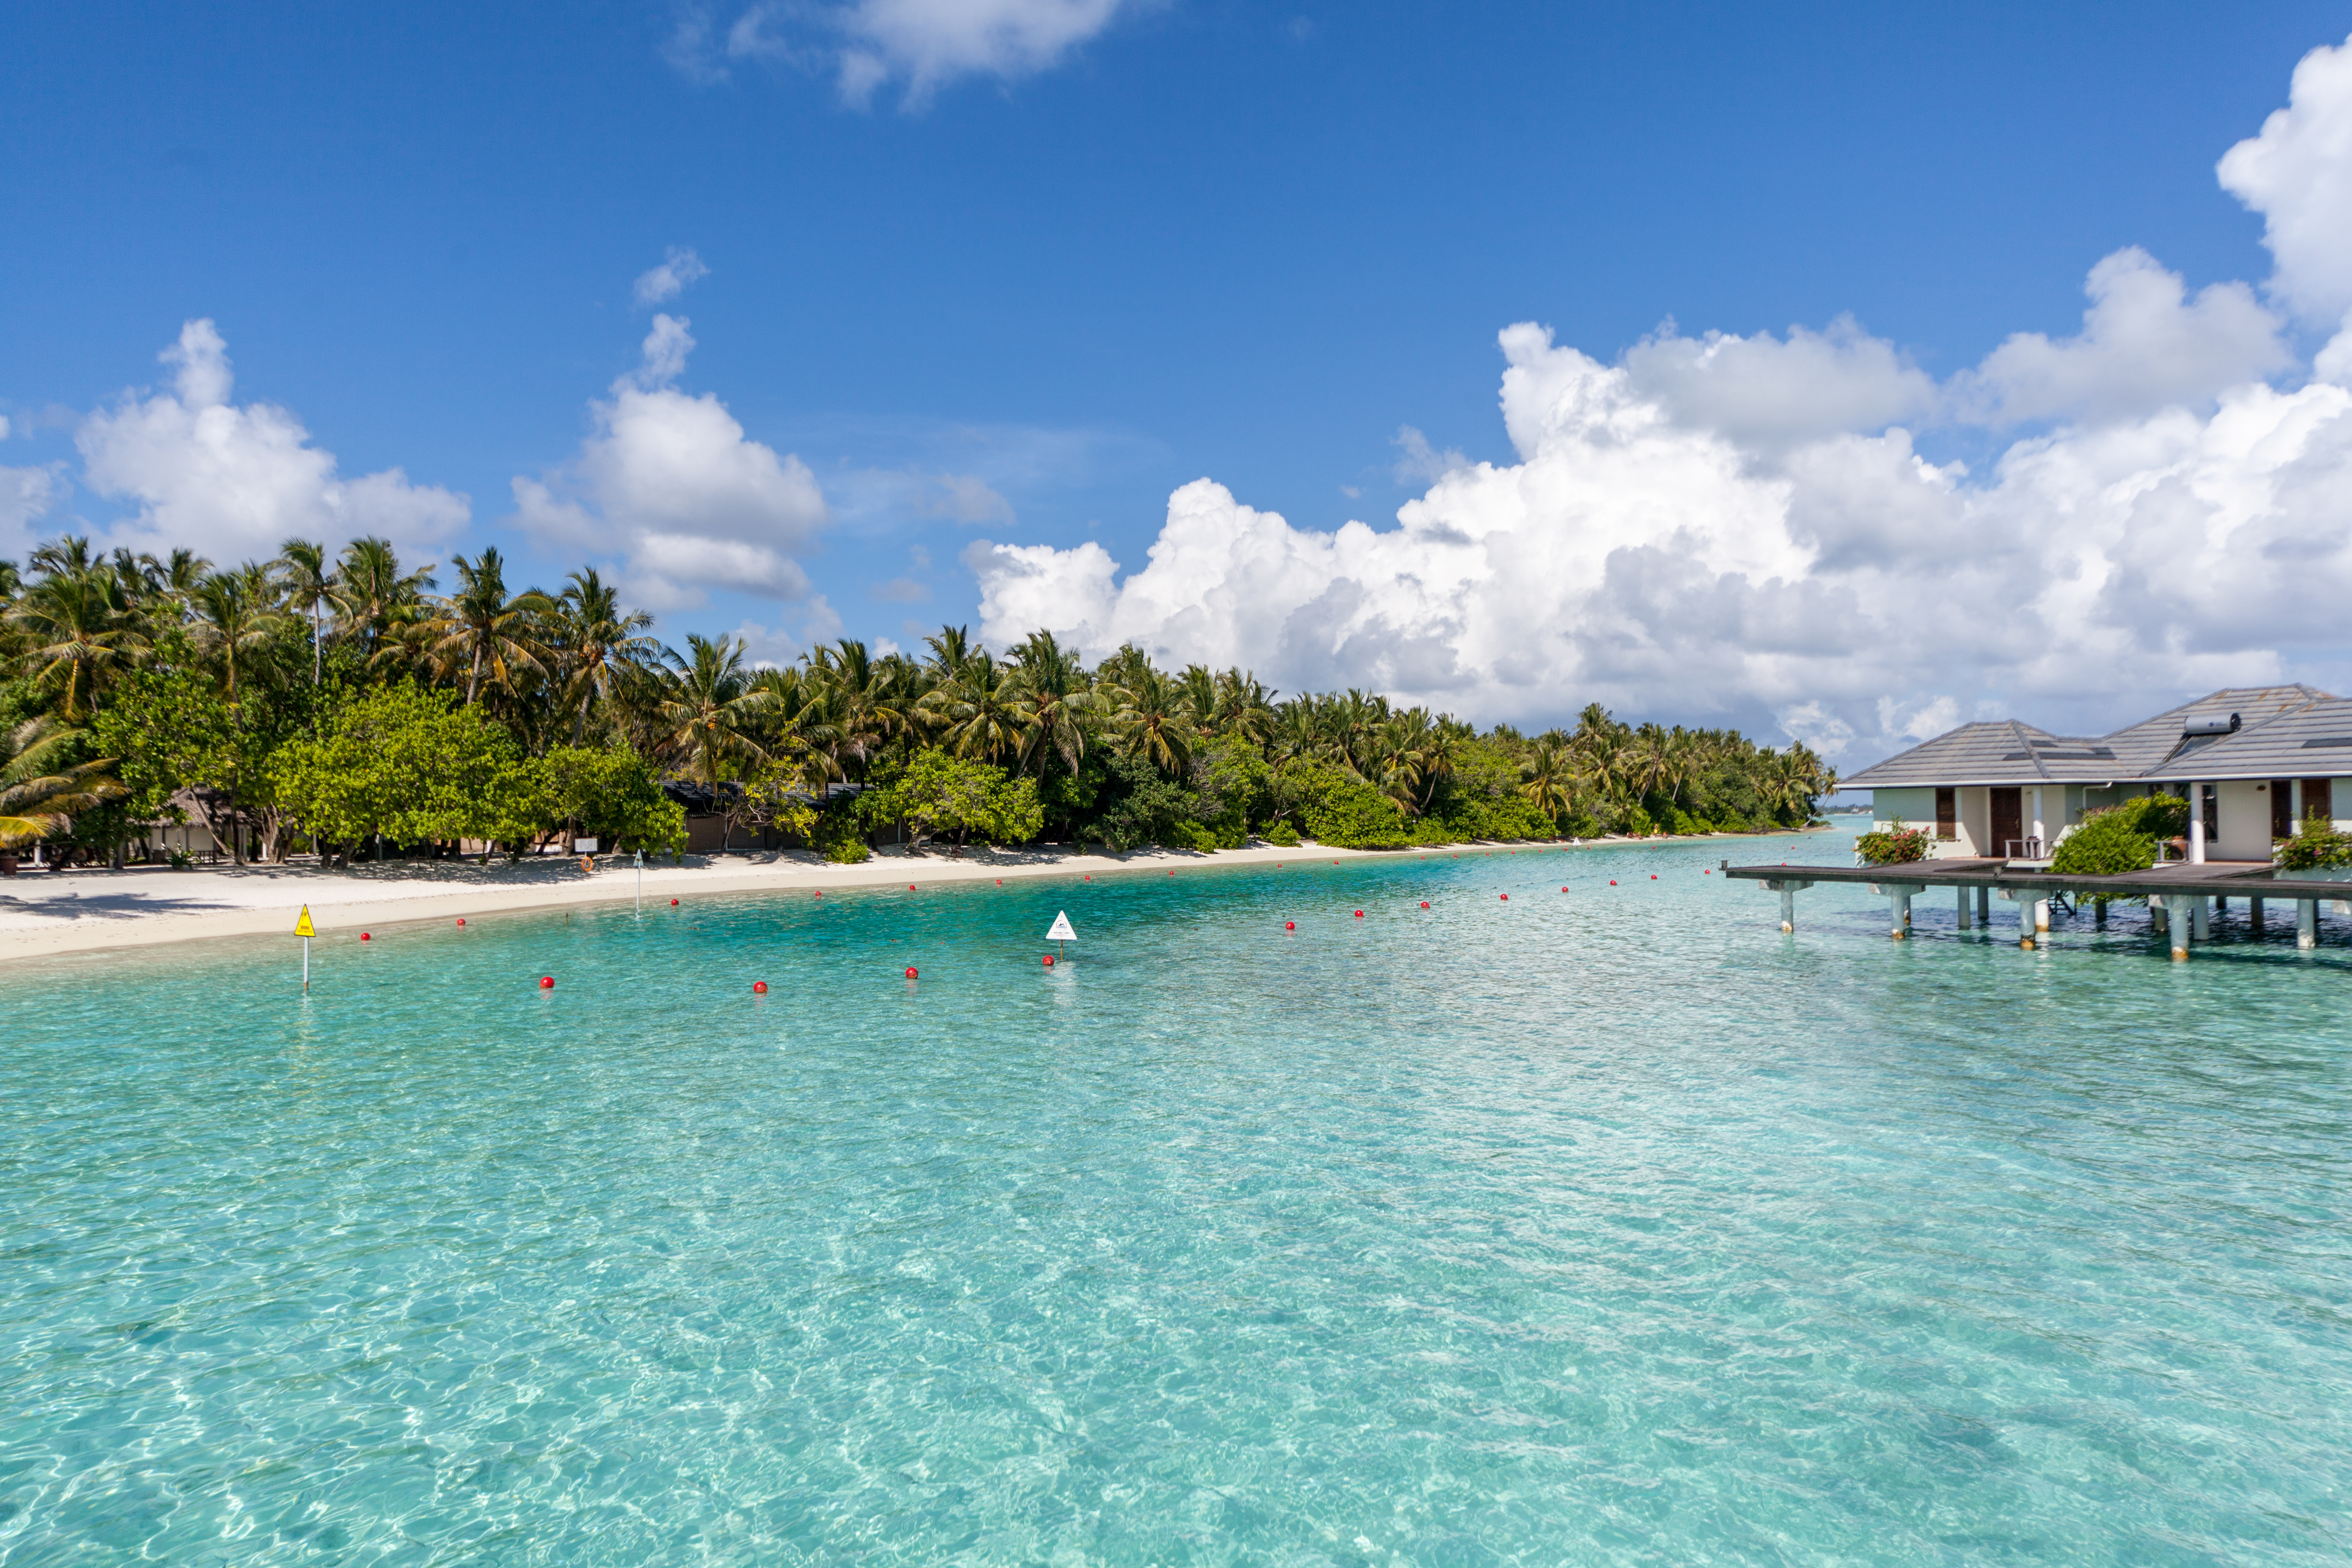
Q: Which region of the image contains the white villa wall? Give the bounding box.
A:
[1956,786,1990,857]
[2215,780,2272,861]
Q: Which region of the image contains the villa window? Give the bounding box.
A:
[1934,787,1956,839]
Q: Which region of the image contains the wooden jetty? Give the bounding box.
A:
[1721,856,2344,960]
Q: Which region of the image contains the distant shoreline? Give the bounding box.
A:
[0,827,1836,965]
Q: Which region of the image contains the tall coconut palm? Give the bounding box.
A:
[1110,666,1195,777]
[7,568,145,717]
[274,538,335,684]
[422,547,551,707]
[923,656,1034,765]
[1519,738,1578,824]
[656,634,772,789]
[1006,630,1092,776]
[0,717,125,849]
[553,568,659,742]
[804,639,911,778]
[190,564,288,707]
[332,536,436,667]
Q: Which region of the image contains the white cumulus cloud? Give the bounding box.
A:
[633,247,711,308]
[74,319,469,566]
[966,37,2352,762]
[683,0,1136,107]
[514,314,829,611]
[970,303,2352,760]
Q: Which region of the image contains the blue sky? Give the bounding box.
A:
[9,3,2352,757]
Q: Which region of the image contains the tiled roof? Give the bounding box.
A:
[2148,695,2352,779]
[1840,685,2339,789]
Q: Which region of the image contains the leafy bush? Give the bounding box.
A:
[1263,820,1300,847]
[823,836,871,864]
[1168,819,1222,853]
[1275,760,1412,849]
[861,749,1043,847]
[2051,806,2156,878]
[2118,793,2190,839]
[2277,822,2352,870]
[1855,819,1932,866]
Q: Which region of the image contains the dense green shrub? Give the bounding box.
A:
[1263,820,1300,847]
[1855,819,1932,866]
[2277,822,2352,870]
[2051,806,2157,878]
[1276,760,1412,849]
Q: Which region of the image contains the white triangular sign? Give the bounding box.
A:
[1047,911,1076,942]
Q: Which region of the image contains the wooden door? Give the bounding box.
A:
[2272,779,2294,838]
[1990,787,2022,856]
[1935,787,1957,839]
[2305,778,2335,826]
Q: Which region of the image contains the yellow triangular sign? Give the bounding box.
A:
[293,905,316,938]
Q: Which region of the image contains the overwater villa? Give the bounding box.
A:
[1839,685,2349,863]
[1726,686,2352,958]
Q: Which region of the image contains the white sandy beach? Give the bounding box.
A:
[0,839,1609,964]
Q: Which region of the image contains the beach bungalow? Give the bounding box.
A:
[1841,685,2352,864]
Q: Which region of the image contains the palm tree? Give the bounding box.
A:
[803,639,911,778]
[0,717,125,849]
[552,568,659,742]
[656,634,772,790]
[7,568,146,717]
[1006,630,1092,777]
[274,538,335,684]
[422,547,551,707]
[332,536,435,667]
[923,656,1034,765]
[189,564,288,708]
[1110,666,1195,777]
[1519,738,1577,825]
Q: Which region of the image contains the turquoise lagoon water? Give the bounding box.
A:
[5,834,2351,1565]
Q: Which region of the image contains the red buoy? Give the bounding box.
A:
[1354,909,1364,918]
[1561,886,1568,892]
[1285,920,1295,930]
[1609,880,1617,886]
[1650,874,1657,880]
[904,966,918,979]
[1043,955,1054,966]
[455,918,465,927]
[670,899,678,906]
[360,932,371,941]
[909,883,917,891]
[1084,875,1091,881]
[997,879,1002,885]
[1500,893,1509,901]
[1168,869,1174,876]
[539,976,554,990]
[1420,901,1430,909]
[753,981,768,994]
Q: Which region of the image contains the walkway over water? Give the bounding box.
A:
[1723,856,2346,959]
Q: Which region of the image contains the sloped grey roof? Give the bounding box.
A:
[1841,685,2339,789]
[2150,695,2352,780]
[1840,720,2115,788]
[2097,685,2331,777]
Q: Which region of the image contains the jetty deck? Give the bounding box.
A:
[1720,856,2340,959]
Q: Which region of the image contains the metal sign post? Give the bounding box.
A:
[294,904,316,992]
[1047,909,1075,963]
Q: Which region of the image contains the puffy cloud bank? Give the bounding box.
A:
[514,314,828,611]
[56,320,469,567]
[972,35,2352,760]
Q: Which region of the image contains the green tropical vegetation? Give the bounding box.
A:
[0,532,1837,866]
[1855,819,1932,866]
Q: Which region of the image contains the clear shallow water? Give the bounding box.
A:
[5,836,2351,1566]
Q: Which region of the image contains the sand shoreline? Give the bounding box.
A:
[0,829,1837,965]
